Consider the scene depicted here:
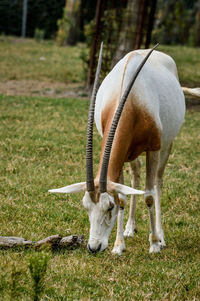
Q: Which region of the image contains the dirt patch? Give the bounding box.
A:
[0,80,89,99]
[0,80,199,110]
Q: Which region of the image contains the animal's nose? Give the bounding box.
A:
[87,243,101,253]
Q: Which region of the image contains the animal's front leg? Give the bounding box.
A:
[112,202,126,255]
[124,195,137,237]
[124,159,141,237]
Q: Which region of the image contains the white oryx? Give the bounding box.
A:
[49,43,200,255]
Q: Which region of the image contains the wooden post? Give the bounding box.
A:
[145,0,157,48]
[21,0,28,38]
[193,0,200,46]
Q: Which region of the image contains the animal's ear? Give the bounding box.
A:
[49,182,86,194]
[108,181,144,196]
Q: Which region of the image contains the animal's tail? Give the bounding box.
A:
[182,87,200,99]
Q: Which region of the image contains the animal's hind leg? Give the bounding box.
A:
[124,158,141,237]
[145,151,161,253]
[155,144,172,248]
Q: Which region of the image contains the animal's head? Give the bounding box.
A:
[49,180,143,253]
[49,43,158,252]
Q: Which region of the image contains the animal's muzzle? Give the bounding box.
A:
[87,243,101,253]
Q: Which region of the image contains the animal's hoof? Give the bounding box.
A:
[124,229,134,237]
[112,242,125,255]
[149,243,161,253]
[159,241,166,249]
[124,223,137,237]
[156,230,166,249]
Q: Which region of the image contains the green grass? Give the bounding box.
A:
[0,94,199,300]
[0,36,83,83]
[0,36,199,86]
[159,45,200,87]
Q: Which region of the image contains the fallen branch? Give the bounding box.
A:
[0,235,85,250]
[34,234,62,249]
[0,236,33,248]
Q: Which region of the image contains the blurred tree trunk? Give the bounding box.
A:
[112,0,157,66]
[87,0,106,87]
[112,0,139,66]
[134,0,148,49]
[66,0,81,45]
[86,0,157,88]
[193,0,200,46]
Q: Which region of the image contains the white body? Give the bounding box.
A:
[95,50,185,148]
[92,49,186,254]
[50,48,200,255]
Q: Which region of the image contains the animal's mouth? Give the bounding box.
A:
[87,243,102,253]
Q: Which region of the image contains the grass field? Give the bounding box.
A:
[0,36,199,300]
[0,37,200,86]
[0,36,83,83]
[0,94,199,300]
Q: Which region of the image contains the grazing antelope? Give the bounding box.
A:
[49,44,200,255]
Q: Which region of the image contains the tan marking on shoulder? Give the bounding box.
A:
[117,94,161,161]
[105,93,161,182]
[98,92,161,184]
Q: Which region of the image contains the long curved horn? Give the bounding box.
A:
[86,42,103,192]
[99,44,159,193]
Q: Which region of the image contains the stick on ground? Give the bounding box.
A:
[0,235,85,250]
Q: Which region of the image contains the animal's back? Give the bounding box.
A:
[95,49,185,150]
